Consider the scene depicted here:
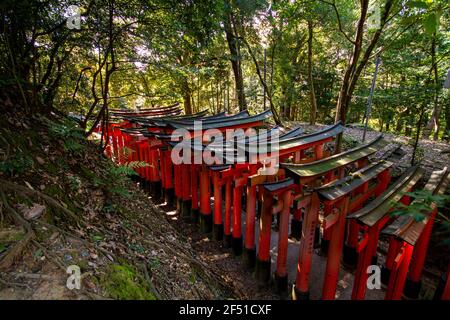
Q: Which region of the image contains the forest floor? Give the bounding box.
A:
[0,107,233,300]
[0,111,448,300]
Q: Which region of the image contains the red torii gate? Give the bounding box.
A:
[281,136,389,299]
[241,123,345,283]
[381,167,449,299]
[348,166,425,300]
[162,110,273,232]
[314,160,393,299]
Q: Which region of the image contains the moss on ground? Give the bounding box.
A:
[102,263,156,300]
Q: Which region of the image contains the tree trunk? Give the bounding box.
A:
[183,91,192,115]
[307,20,318,125]
[444,100,450,141]
[334,0,369,125]
[223,3,247,111]
[411,104,426,165]
[241,37,281,125]
[334,0,370,152]
[334,0,394,152]
[423,33,441,140]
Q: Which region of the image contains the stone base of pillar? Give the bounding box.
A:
[255,257,271,286]
[199,213,212,234]
[274,273,288,293]
[243,247,256,270]
[165,188,175,206]
[190,208,199,224]
[292,285,309,300]
[212,223,223,241]
[223,234,232,248]
[151,181,162,200]
[181,199,192,222]
[231,236,243,256]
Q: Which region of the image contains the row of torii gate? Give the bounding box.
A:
[101,104,449,300]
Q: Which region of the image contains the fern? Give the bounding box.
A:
[118,146,135,162]
[48,121,84,140]
[104,162,148,198]
[63,140,84,154]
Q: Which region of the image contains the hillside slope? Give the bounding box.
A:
[0,106,231,300]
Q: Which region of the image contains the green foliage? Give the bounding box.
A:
[48,121,84,140]
[0,243,7,254]
[391,190,448,222]
[0,153,33,176]
[48,120,85,155]
[108,161,146,177]
[391,189,450,246]
[104,161,148,198]
[67,174,81,192]
[102,264,156,300]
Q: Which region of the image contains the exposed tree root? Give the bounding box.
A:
[0,190,35,271]
[0,179,81,226]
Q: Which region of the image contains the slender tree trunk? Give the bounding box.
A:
[423,33,441,140]
[307,20,318,125]
[334,0,394,152]
[241,37,281,125]
[223,3,246,111]
[411,104,426,165]
[183,91,192,115]
[444,99,450,141]
[334,0,369,124]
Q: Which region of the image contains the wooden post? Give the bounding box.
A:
[292,192,320,300]
[314,144,324,160]
[321,202,333,254]
[163,149,175,206]
[352,223,381,300]
[405,206,438,298]
[212,172,223,240]
[180,164,192,220]
[223,178,232,247]
[232,184,243,255]
[190,165,199,222]
[244,185,257,269]
[274,190,292,293]
[385,241,414,300]
[322,197,350,300]
[199,169,212,233]
[382,236,400,286]
[255,190,273,285]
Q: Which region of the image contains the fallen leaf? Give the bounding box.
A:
[22,203,46,220]
[36,156,45,165]
[24,181,34,190]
